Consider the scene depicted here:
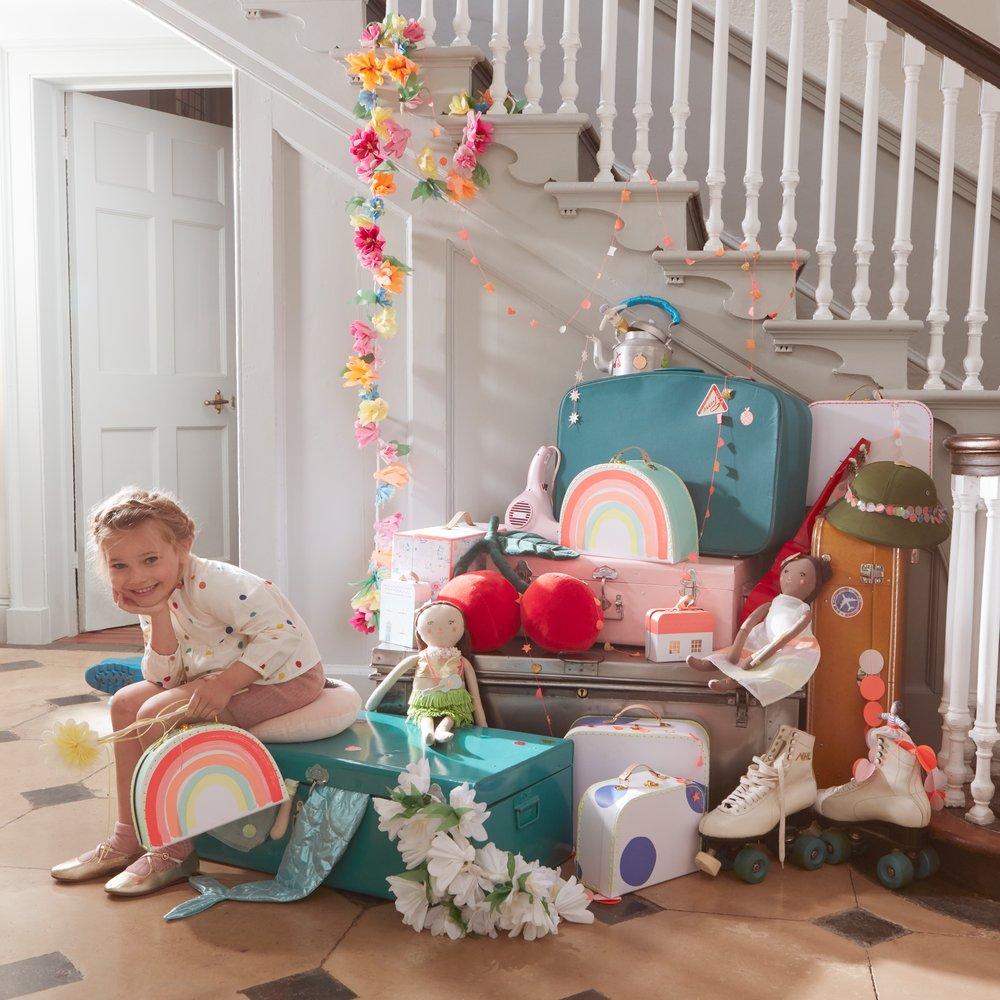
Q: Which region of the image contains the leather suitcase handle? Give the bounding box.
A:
[608,703,672,727]
[445,511,475,529]
[616,763,669,788]
[610,446,657,469]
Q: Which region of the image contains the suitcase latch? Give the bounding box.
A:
[860,562,884,585]
[512,560,533,587]
[735,688,749,728]
[592,566,625,620]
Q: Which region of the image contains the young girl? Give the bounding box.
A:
[50,488,325,896]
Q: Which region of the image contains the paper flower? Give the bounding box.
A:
[42,719,102,772]
[374,463,410,487]
[474,843,511,884]
[427,832,476,896]
[463,110,494,154]
[453,143,477,173]
[382,120,411,159]
[402,20,425,44]
[353,225,385,269]
[366,196,385,220]
[349,608,376,634]
[375,260,405,294]
[378,440,398,462]
[360,22,382,45]
[388,875,432,931]
[373,306,397,338]
[463,901,498,938]
[384,54,418,85]
[351,587,379,613]
[343,355,377,391]
[369,105,394,140]
[354,420,379,447]
[398,757,431,795]
[358,397,389,424]
[446,171,477,202]
[416,146,439,178]
[449,783,490,842]
[428,905,466,940]
[448,92,472,116]
[374,797,409,840]
[349,126,383,165]
[552,877,594,924]
[398,814,439,868]
[351,320,377,355]
[345,50,384,91]
[372,547,393,569]
[374,511,403,548]
[371,171,397,197]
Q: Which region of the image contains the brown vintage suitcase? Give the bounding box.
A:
[808,515,909,787]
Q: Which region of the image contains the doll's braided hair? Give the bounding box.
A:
[779,553,832,604]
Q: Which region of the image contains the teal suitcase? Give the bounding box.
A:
[555,369,811,557]
[195,711,573,899]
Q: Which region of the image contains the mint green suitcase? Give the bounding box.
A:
[196,711,573,899]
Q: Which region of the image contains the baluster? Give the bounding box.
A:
[962,83,1000,390]
[925,61,965,389]
[559,0,581,113]
[969,470,1000,824]
[813,0,849,318]
[704,0,730,249]
[418,1,436,43]
[849,12,886,320]
[886,36,925,321]
[524,0,546,114]
[595,0,619,181]
[488,0,509,114]
[668,0,692,181]
[452,0,471,46]
[741,0,767,251]
[776,0,805,251]
[631,0,655,180]
[942,437,980,806]
[385,0,399,15]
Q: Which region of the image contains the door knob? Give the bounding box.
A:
[204,389,235,414]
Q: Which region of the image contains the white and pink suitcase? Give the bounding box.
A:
[576,764,704,896]
[567,704,709,833]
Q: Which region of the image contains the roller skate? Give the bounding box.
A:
[694,726,825,884]
[815,718,937,890]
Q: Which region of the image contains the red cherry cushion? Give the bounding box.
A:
[520,572,604,653]
[438,570,521,653]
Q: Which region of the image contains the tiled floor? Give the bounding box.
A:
[1,647,998,1000]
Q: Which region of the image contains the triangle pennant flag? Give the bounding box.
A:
[696,384,729,417]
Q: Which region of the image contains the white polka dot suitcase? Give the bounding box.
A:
[566,705,709,834]
[575,764,705,897]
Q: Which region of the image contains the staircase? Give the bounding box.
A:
[128,0,1000,886]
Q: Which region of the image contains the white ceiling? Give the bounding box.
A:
[0,0,187,45]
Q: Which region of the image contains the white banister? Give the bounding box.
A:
[968,473,1000,825]
[559,0,581,114]
[524,0,545,115]
[813,0,849,319]
[418,1,436,43]
[385,0,399,15]
[668,0,692,181]
[887,36,925,321]
[942,456,979,806]
[924,60,966,389]
[849,11,887,320]
[962,82,1000,390]
[741,0,767,251]
[452,0,471,47]
[595,0,619,182]
[704,0,729,249]
[487,0,509,115]
[776,0,804,251]
[631,0,655,181]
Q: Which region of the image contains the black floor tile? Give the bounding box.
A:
[902,879,1000,932]
[590,893,663,925]
[814,907,910,947]
[0,951,82,1000]
[240,968,357,1000]
[21,783,95,809]
[0,660,42,672]
[0,732,19,743]
[46,694,101,707]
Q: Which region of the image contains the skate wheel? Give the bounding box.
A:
[695,850,722,877]
[791,834,826,871]
[876,850,915,890]
[733,847,769,885]
[821,829,852,866]
[914,846,940,880]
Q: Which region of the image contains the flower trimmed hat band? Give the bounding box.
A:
[843,486,947,525]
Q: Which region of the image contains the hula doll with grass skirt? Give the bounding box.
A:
[366,601,487,745]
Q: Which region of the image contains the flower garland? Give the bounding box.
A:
[413,98,495,204]
[375,758,594,939]
[343,14,426,634]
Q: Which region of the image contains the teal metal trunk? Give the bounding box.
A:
[195,711,573,899]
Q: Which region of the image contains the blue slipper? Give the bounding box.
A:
[84,656,143,695]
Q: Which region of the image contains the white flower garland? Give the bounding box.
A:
[375,758,594,940]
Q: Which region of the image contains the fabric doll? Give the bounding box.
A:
[686,554,832,707]
[365,601,488,745]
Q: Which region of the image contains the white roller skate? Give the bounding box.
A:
[814,715,937,889]
[695,726,824,884]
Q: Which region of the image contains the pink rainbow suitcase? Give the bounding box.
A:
[506,551,767,648]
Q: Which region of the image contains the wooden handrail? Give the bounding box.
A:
[852,0,1000,90]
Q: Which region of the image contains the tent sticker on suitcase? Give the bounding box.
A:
[559,448,698,564]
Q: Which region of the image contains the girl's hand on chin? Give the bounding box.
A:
[112,588,170,617]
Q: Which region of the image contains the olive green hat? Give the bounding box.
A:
[827,461,951,549]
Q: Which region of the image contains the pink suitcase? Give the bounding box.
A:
[506,552,768,648]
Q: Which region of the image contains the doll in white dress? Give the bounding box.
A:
[366,601,487,746]
[687,554,831,707]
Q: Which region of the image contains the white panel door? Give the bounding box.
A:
[67,93,236,630]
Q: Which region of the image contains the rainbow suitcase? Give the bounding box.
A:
[194,711,574,899]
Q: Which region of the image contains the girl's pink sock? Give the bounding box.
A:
[161,838,193,862]
[108,820,140,856]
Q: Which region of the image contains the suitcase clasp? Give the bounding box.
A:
[860,562,885,585]
[592,566,625,620]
